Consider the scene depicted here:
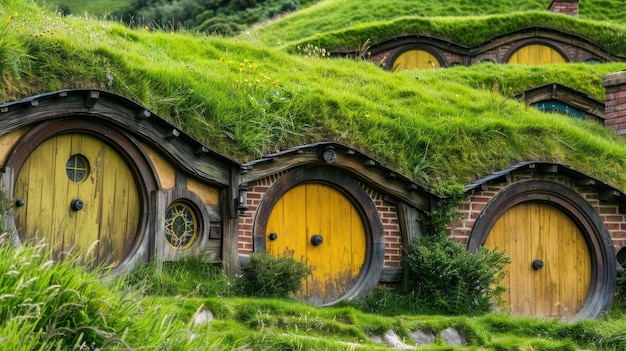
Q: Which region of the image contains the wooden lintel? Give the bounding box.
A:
[194,146,209,155]
[599,189,620,202]
[364,159,376,167]
[575,178,596,187]
[406,183,418,190]
[165,129,180,140]
[382,195,396,205]
[136,109,151,119]
[538,164,559,173]
[85,91,100,108]
[491,174,511,185]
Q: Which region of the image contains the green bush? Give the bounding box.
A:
[236,251,312,298]
[403,234,510,315]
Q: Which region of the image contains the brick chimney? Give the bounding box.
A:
[603,71,626,138]
[548,0,579,17]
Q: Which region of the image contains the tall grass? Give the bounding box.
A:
[0,236,245,350]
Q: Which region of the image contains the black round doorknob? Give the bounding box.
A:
[71,199,84,211]
[311,234,323,246]
[532,259,544,270]
[268,233,278,241]
[15,199,24,207]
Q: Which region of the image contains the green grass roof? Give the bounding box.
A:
[3,0,626,191]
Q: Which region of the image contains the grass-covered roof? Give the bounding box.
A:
[2,0,626,192]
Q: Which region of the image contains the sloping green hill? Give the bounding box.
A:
[3,1,626,190]
[5,1,626,350]
[255,6,626,59]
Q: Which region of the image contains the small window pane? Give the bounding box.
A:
[66,155,89,182]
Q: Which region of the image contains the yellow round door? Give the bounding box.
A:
[485,202,591,319]
[393,49,441,71]
[508,44,566,65]
[13,133,141,267]
[265,183,366,304]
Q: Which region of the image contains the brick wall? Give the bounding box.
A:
[363,184,403,268]
[449,170,626,252]
[603,71,626,138]
[548,0,578,17]
[237,170,403,268]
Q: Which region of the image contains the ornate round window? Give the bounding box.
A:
[66,154,90,182]
[164,202,198,250]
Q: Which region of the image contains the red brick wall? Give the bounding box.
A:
[363,185,403,268]
[603,71,626,138]
[237,171,403,268]
[449,170,626,253]
[548,0,578,17]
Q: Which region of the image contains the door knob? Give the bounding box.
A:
[71,199,84,211]
[532,259,544,270]
[15,199,24,207]
[268,233,278,241]
[311,234,323,246]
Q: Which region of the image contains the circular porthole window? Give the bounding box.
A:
[66,154,90,182]
[164,202,198,250]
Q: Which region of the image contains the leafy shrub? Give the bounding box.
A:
[403,234,510,315]
[236,251,312,298]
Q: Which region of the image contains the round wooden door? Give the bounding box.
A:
[393,49,441,71]
[13,133,141,267]
[484,202,591,319]
[265,183,366,305]
[508,44,566,65]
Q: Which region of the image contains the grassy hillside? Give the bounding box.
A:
[35,0,131,15]
[4,1,626,350]
[255,8,626,57]
[3,1,626,190]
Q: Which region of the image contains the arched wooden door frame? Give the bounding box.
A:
[468,180,615,320]
[5,118,158,272]
[253,166,385,304]
[386,45,449,71]
[504,39,571,64]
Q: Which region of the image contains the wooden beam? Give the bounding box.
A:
[136,109,151,119]
[575,178,596,187]
[538,164,559,173]
[599,189,620,202]
[85,90,99,108]
[165,129,180,140]
[194,146,209,155]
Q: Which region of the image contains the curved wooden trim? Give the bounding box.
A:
[361,27,626,69]
[503,39,571,63]
[385,44,450,70]
[6,118,158,269]
[253,165,384,305]
[468,180,615,320]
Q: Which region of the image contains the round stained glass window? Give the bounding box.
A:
[164,202,198,250]
[66,154,90,182]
